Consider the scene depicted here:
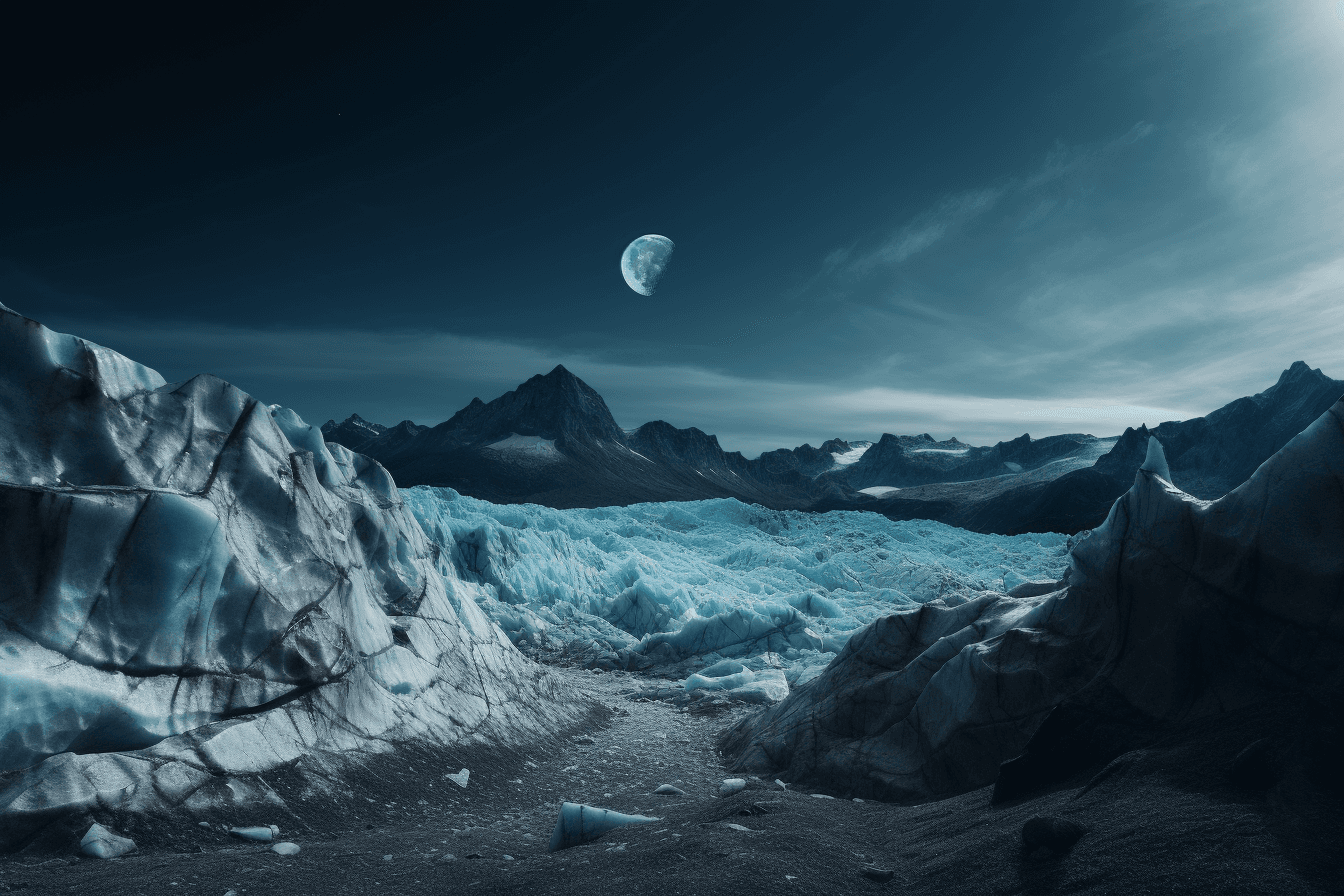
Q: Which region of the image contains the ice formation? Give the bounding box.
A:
[404,487,1071,691]
[0,304,587,846]
[548,802,658,851]
[79,823,136,859]
[721,395,1344,801]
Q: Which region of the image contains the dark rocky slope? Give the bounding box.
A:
[854,361,1344,534]
[337,366,863,510]
[836,431,1098,489]
[326,362,1340,536]
[721,394,1344,806]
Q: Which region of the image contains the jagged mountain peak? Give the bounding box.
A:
[545,363,576,379]
[1281,359,1316,377]
[1272,360,1330,390]
[321,413,387,438]
[435,366,624,448]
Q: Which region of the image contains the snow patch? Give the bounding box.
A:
[483,433,563,462]
[829,442,872,467]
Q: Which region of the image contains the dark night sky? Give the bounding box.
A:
[3,1,1342,455]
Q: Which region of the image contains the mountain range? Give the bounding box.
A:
[323,361,1343,536]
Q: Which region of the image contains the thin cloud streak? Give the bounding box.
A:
[49,316,1213,457]
[837,121,1157,278]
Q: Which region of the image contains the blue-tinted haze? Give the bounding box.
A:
[3,2,1341,455]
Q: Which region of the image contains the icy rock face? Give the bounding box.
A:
[721,395,1344,801]
[0,305,586,844]
[403,487,1069,687]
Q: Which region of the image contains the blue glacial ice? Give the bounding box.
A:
[404,487,1071,692]
[548,802,659,851]
[0,303,589,842]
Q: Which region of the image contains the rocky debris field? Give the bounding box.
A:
[1,667,1340,896]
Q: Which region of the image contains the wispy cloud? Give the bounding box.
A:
[37,313,1210,456]
[838,121,1157,277]
[856,187,1006,271]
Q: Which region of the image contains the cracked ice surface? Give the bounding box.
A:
[404,487,1070,687]
[0,304,587,842]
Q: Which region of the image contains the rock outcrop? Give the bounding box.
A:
[0,303,589,849]
[720,390,1344,801]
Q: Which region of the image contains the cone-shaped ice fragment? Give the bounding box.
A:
[229,825,277,842]
[547,802,658,851]
[80,823,136,859]
[1140,436,1172,483]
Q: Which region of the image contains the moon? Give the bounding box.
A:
[621,235,675,295]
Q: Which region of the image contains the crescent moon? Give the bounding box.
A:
[620,235,675,295]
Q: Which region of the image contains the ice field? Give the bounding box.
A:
[405,487,1071,697]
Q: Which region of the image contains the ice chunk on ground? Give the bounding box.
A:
[271,842,301,856]
[719,778,746,796]
[547,803,658,851]
[446,768,470,788]
[230,826,277,842]
[684,659,789,704]
[80,823,136,859]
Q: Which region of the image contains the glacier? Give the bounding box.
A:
[0,303,589,848]
[404,487,1071,690]
[8,295,1337,867]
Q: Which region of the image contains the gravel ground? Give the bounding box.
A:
[1,667,1340,896]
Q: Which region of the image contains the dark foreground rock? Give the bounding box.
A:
[720,392,1344,803]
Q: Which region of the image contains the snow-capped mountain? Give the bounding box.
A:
[837,431,1100,489]
[321,413,425,453]
[327,362,1340,536]
[336,365,865,510]
[860,361,1344,535]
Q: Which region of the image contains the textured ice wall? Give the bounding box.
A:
[405,487,1070,686]
[0,304,587,844]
